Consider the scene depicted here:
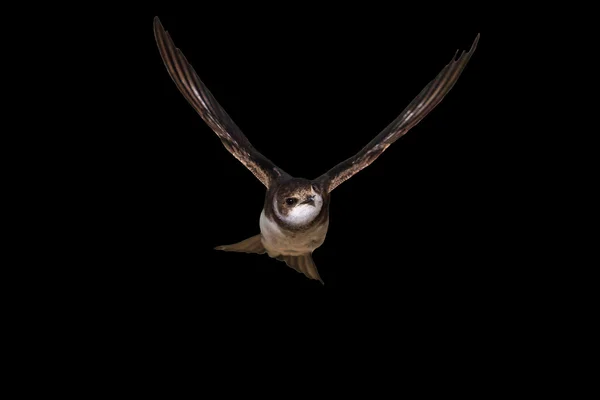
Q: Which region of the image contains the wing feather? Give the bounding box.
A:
[317,34,480,192]
[153,17,288,187]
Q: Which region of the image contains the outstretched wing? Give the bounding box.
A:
[316,33,480,193]
[153,17,288,188]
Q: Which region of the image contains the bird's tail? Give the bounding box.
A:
[215,235,323,284]
[276,254,323,284]
[214,234,266,254]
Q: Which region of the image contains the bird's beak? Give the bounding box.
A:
[301,195,315,206]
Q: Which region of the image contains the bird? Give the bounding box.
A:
[153,16,479,284]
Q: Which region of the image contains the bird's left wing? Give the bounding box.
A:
[154,17,289,188]
[315,33,480,193]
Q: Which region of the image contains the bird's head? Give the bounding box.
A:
[273,179,324,227]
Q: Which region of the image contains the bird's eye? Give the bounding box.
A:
[285,198,297,205]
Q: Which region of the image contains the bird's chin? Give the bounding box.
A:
[284,202,322,226]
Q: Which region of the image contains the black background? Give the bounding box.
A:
[8,9,583,387]
[15,10,582,384]
[94,12,510,307]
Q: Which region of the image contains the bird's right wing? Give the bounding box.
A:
[154,17,289,188]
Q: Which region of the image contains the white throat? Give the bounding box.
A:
[274,191,323,226]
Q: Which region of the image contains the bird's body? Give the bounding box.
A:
[259,209,329,257]
[153,17,479,284]
[217,177,331,282]
[259,178,329,257]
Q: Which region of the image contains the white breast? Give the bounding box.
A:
[259,210,328,257]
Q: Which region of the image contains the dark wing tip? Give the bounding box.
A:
[467,33,480,56]
[153,16,162,30]
[153,17,172,46]
[153,16,165,42]
[451,33,480,64]
[450,33,480,62]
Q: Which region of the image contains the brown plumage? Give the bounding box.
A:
[154,17,479,283]
[153,17,290,188]
[315,34,479,192]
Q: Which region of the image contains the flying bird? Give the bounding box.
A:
[153,17,479,284]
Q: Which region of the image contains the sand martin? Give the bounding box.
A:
[154,17,479,284]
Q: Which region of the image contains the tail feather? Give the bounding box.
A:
[214,234,266,254]
[276,254,323,284]
[215,235,323,284]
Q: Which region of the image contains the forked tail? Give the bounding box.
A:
[215,235,323,284]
